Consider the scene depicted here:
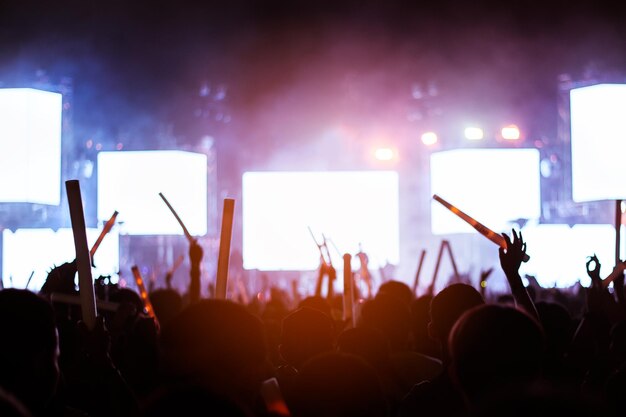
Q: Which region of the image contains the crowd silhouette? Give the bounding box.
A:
[1,228,626,417]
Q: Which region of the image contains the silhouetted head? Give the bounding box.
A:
[298,296,332,317]
[0,289,59,414]
[149,289,183,326]
[280,307,334,369]
[337,327,391,369]
[449,304,544,402]
[377,281,413,305]
[161,300,266,405]
[291,352,387,417]
[429,284,484,344]
[360,294,411,350]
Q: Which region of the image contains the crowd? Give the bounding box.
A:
[1,229,625,417]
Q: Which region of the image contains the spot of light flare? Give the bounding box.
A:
[421,132,438,146]
[374,147,395,161]
[464,127,484,140]
[501,125,521,140]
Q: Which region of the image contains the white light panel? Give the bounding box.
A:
[0,88,62,205]
[2,228,120,290]
[571,84,626,202]
[430,149,541,235]
[519,223,620,288]
[97,151,207,235]
[242,171,400,271]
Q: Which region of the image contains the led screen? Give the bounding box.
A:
[570,84,626,202]
[519,223,620,288]
[430,149,541,235]
[2,228,120,290]
[0,88,62,205]
[98,151,207,235]
[242,171,400,271]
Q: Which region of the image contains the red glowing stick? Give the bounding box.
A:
[90,210,118,260]
[216,198,235,299]
[433,194,530,262]
[131,266,157,322]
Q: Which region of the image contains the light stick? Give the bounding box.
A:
[66,180,97,329]
[158,192,193,242]
[131,266,157,321]
[433,194,530,262]
[90,211,118,261]
[343,253,354,326]
[216,198,235,299]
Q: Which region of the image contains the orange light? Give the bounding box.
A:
[374,148,395,161]
[501,125,521,140]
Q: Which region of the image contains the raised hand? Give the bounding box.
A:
[586,254,603,290]
[498,229,538,320]
[499,229,527,277]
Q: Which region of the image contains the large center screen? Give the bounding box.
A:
[242,171,400,271]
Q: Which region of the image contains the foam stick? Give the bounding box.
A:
[50,292,121,313]
[433,194,530,262]
[158,192,193,242]
[25,270,35,289]
[131,266,157,321]
[66,180,97,329]
[412,249,427,295]
[216,198,235,299]
[343,253,354,326]
[90,211,118,260]
[260,377,291,417]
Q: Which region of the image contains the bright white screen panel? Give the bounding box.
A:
[242,171,400,271]
[98,151,207,235]
[571,84,626,202]
[2,228,119,290]
[519,224,620,288]
[0,88,62,205]
[430,149,541,235]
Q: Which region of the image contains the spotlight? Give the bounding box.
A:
[374,148,395,161]
[501,125,521,140]
[464,127,484,140]
[421,132,438,146]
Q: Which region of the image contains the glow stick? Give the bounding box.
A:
[90,211,118,259]
[432,194,530,262]
[343,253,354,326]
[216,198,235,299]
[131,266,157,321]
[158,192,193,242]
[66,180,97,329]
[260,377,291,417]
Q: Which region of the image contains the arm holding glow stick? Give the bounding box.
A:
[433,194,530,262]
[131,266,158,326]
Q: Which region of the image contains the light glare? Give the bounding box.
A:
[421,132,438,145]
[464,127,484,140]
[501,125,521,140]
[374,148,395,161]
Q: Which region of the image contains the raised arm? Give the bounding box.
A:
[499,229,539,321]
[188,239,203,303]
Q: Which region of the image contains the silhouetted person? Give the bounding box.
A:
[449,304,545,411]
[290,352,387,417]
[0,289,60,416]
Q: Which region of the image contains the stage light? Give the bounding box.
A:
[374,147,395,161]
[501,125,521,140]
[421,132,438,146]
[464,127,484,140]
